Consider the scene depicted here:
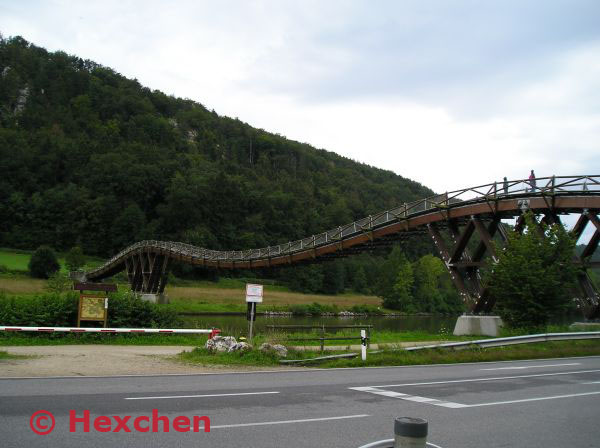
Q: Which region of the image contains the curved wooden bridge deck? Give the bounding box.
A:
[86,175,600,315]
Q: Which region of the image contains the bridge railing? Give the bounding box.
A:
[87,175,599,274]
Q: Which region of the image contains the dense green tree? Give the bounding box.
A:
[351,266,368,294]
[321,260,345,294]
[412,254,446,312]
[65,246,85,271]
[487,212,577,329]
[110,204,146,251]
[375,246,408,301]
[28,245,60,278]
[377,249,463,313]
[382,253,414,311]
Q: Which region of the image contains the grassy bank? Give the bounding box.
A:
[179,339,600,368]
[0,273,388,314]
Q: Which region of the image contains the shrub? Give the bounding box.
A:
[289,302,338,316]
[0,292,78,326]
[107,292,180,328]
[0,291,180,328]
[28,246,60,279]
[45,272,72,293]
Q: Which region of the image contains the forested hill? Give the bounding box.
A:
[0,35,433,258]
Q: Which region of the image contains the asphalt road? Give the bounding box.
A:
[2,356,600,447]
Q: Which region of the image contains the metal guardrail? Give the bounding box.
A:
[403,331,600,351]
[87,174,600,277]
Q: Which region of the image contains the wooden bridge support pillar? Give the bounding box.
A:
[570,211,600,318]
[429,217,507,314]
[427,223,477,309]
[428,211,600,318]
[124,250,171,294]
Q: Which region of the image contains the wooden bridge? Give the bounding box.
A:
[86,175,600,316]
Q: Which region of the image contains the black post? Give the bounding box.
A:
[394,417,428,447]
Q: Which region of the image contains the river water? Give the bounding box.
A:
[180,314,459,336]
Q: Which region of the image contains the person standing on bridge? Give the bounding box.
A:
[503,177,508,195]
[528,170,536,192]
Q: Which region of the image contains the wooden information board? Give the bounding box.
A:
[73,282,116,328]
[78,295,108,327]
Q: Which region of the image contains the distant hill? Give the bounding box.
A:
[0,35,433,258]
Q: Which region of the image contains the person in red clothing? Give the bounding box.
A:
[528,169,536,192]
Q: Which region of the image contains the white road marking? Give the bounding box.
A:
[350,369,600,409]
[369,369,600,388]
[125,391,279,400]
[467,391,600,407]
[480,363,580,371]
[349,386,468,408]
[211,414,369,429]
[581,381,600,384]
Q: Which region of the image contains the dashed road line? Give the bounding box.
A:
[480,363,580,371]
[125,391,280,400]
[211,414,370,429]
[350,369,600,409]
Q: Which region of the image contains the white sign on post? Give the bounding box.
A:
[246,283,263,303]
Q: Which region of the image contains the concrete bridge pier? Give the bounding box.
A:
[140,293,169,304]
[453,315,503,337]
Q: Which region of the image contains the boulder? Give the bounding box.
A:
[259,343,288,358]
[228,342,252,353]
[205,336,237,353]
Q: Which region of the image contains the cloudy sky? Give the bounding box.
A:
[1,2,599,203]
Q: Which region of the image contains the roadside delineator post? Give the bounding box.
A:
[394,417,428,448]
[360,329,367,361]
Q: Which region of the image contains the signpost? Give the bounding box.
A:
[74,282,117,328]
[245,284,263,343]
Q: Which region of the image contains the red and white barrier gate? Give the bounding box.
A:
[0,326,221,338]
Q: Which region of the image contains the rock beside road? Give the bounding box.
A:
[205,336,252,353]
[259,343,288,357]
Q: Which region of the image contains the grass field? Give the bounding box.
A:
[0,276,47,294]
[166,284,381,312]
[0,248,103,273]
[0,250,33,271]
